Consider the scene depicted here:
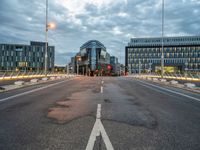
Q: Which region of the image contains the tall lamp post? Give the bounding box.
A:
[76,56,81,75]
[45,0,55,76]
[45,0,48,76]
[161,0,165,78]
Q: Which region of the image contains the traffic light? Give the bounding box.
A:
[107,65,112,70]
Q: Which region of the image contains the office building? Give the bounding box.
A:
[125,36,200,73]
[110,56,120,75]
[74,40,111,76]
[0,41,55,71]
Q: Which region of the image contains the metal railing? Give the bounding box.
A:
[128,72,200,81]
[0,70,73,80]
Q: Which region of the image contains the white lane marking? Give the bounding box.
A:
[101,86,103,93]
[136,80,200,102]
[0,79,73,102]
[96,104,101,119]
[101,80,104,84]
[98,119,114,150]
[86,104,114,150]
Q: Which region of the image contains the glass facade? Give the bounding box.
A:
[0,41,55,71]
[125,36,200,73]
[76,40,111,75]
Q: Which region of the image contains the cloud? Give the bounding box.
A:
[0,0,199,65]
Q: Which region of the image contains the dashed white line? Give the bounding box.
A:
[101,86,103,93]
[96,104,101,119]
[0,79,73,102]
[85,104,114,150]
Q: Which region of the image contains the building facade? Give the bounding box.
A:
[0,41,55,71]
[74,40,111,76]
[110,56,120,75]
[125,36,200,73]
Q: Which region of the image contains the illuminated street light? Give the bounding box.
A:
[45,0,55,76]
[76,56,81,75]
[48,22,56,29]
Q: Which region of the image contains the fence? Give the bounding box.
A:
[129,72,200,81]
[0,70,69,80]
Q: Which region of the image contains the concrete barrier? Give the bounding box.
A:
[56,76,61,79]
[184,83,196,88]
[0,87,5,91]
[14,81,25,85]
[152,78,158,81]
[176,84,185,88]
[30,79,38,83]
[42,77,48,81]
[170,80,178,85]
[160,79,167,82]
[50,76,56,80]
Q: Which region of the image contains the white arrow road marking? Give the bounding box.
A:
[85,104,114,150]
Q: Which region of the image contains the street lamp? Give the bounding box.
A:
[45,0,56,76]
[185,61,188,77]
[76,56,81,75]
[161,0,165,78]
[149,62,152,74]
[139,58,141,74]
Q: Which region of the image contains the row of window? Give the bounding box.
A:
[1,62,53,68]
[0,45,54,52]
[128,58,200,64]
[131,37,200,44]
[0,56,53,62]
[128,52,200,58]
[128,47,200,53]
[128,63,200,69]
[0,51,54,57]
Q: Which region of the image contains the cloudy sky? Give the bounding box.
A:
[0,0,200,65]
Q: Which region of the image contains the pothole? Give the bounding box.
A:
[104,99,112,103]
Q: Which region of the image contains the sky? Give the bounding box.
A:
[0,0,200,65]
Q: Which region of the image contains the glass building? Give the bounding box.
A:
[110,56,120,75]
[75,40,111,76]
[125,36,200,73]
[0,41,55,71]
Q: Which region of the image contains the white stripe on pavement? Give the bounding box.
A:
[85,104,114,150]
[101,86,103,93]
[0,79,73,102]
[137,80,200,102]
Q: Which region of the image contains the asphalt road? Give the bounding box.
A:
[0,77,200,150]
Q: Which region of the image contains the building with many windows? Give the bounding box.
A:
[110,56,120,75]
[0,41,55,71]
[74,40,111,76]
[125,36,200,73]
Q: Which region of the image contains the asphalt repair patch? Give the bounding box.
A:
[47,83,157,129]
